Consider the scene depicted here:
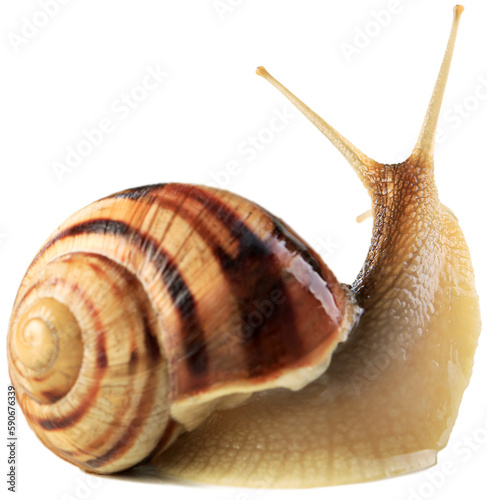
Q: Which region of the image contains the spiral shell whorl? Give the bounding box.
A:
[10,296,83,403]
[8,253,170,473]
[8,182,359,473]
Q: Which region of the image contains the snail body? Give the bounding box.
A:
[7,5,481,488]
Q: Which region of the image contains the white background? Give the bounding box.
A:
[1,1,486,499]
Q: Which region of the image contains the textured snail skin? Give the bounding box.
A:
[6,5,482,489]
[153,6,481,487]
[155,160,480,487]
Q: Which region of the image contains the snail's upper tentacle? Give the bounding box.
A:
[411,5,463,166]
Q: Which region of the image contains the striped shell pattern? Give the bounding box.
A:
[8,183,359,473]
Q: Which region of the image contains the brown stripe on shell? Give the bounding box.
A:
[39,390,65,404]
[269,214,326,279]
[34,255,164,469]
[76,258,165,470]
[147,418,180,459]
[84,416,145,469]
[104,184,348,390]
[32,278,107,430]
[84,387,163,471]
[82,371,161,470]
[36,218,209,379]
[109,183,167,201]
[80,327,162,469]
[85,255,162,365]
[139,184,304,379]
[266,211,348,315]
[24,183,349,410]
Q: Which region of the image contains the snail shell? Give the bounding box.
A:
[8,183,360,473]
[6,5,482,488]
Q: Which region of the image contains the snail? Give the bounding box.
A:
[6,4,481,488]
